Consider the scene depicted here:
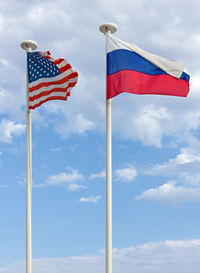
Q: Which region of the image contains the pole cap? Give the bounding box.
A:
[20,40,38,51]
[99,23,118,34]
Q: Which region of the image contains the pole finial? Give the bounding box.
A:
[99,23,118,34]
[20,40,38,51]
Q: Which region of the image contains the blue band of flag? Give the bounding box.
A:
[107,49,189,82]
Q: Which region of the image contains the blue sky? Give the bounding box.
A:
[1,0,200,272]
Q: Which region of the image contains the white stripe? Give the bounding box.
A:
[107,34,184,79]
[67,87,72,93]
[29,91,70,107]
[29,68,76,88]
[57,59,68,69]
[29,77,78,97]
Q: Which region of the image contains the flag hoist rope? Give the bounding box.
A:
[99,23,118,273]
[21,40,38,273]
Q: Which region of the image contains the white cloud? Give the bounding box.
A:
[112,99,200,147]
[0,119,25,143]
[27,6,45,23]
[68,184,87,192]
[146,148,200,185]
[131,105,171,147]
[80,195,101,203]
[1,239,200,273]
[53,38,80,56]
[174,149,200,164]
[89,170,106,179]
[46,168,84,185]
[136,181,200,206]
[115,166,137,182]
[54,112,96,138]
[73,114,95,134]
[112,103,169,147]
[190,73,200,97]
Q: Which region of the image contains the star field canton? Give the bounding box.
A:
[28,51,78,109]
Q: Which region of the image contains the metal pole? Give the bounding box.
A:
[20,40,38,273]
[106,96,112,273]
[99,23,118,273]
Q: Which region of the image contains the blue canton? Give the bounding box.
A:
[28,52,60,83]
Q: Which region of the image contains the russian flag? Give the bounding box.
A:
[107,34,190,99]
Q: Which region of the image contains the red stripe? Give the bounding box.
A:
[29,94,70,109]
[29,83,76,101]
[59,64,72,73]
[29,72,78,92]
[29,88,69,102]
[107,70,189,99]
[68,82,77,88]
[53,58,64,65]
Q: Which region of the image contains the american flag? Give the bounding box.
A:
[27,51,78,109]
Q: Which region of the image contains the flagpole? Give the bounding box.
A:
[99,23,117,273]
[21,40,38,273]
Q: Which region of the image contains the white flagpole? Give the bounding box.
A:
[99,23,118,273]
[21,40,38,273]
